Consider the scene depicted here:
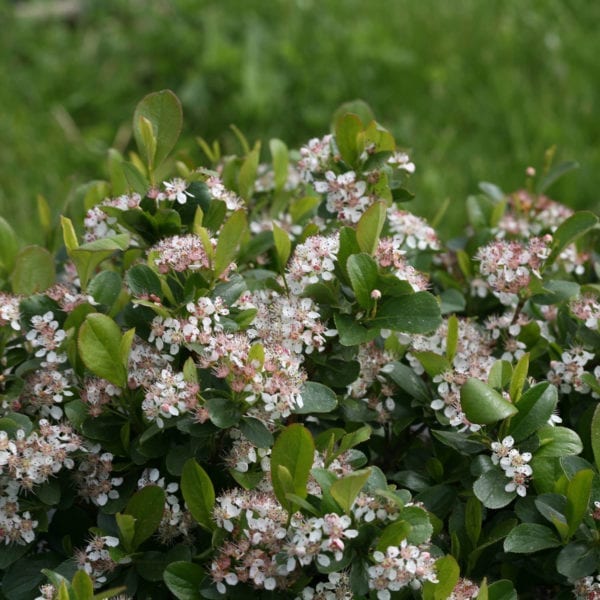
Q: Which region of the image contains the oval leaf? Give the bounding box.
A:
[133,90,183,170]
[78,313,127,387]
[163,561,204,600]
[10,245,55,295]
[295,381,338,414]
[503,523,561,553]
[181,459,215,532]
[330,468,371,513]
[461,378,518,425]
[271,424,315,511]
[368,292,442,333]
[508,382,557,442]
[125,485,166,549]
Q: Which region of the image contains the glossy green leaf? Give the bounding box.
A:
[239,417,274,448]
[531,280,580,305]
[295,381,337,414]
[556,542,599,581]
[271,424,314,511]
[509,352,529,403]
[133,90,183,171]
[565,469,593,537]
[431,430,487,455]
[78,313,127,387]
[238,141,260,200]
[465,496,482,546]
[422,555,460,600]
[461,378,518,425]
[206,397,242,428]
[503,523,561,553]
[487,580,517,600]
[347,253,379,309]
[214,209,247,277]
[356,201,387,255]
[473,469,516,509]
[163,561,204,600]
[487,360,512,391]
[376,520,411,551]
[401,505,433,544]
[330,468,371,513]
[272,221,291,271]
[10,245,55,294]
[334,313,379,346]
[270,138,289,192]
[121,161,150,195]
[125,485,166,549]
[335,112,363,166]
[116,513,136,553]
[535,426,583,458]
[368,292,442,333]
[125,264,162,298]
[508,382,557,442]
[545,211,598,267]
[88,271,122,309]
[380,361,430,403]
[446,314,459,362]
[180,459,215,532]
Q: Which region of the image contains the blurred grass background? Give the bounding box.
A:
[1,0,599,243]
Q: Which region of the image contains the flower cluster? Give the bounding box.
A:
[84,193,141,242]
[0,292,21,331]
[386,208,440,252]
[547,347,595,395]
[491,436,533,496]
[367,541,438,599]
[475,236,552,304]
[74,445,123,506]
[74,535,121,587]
[25,311,67,364]
[570,294,600,329]
[150,234,212,273]
[287,233,339,294]
[573,574,600,600]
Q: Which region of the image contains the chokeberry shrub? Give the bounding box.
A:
[0,91,599,600]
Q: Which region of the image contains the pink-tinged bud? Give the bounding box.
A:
[370,289,382,300]
[526,166,536,177]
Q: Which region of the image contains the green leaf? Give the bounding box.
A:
[531,280,580,305]
[121,161,150,195]
[535,426,583,458]
[412,351,452,377]
[557,542,599,581]
[422,555,460,600]
[133,90,183,171]
[509,352,529,404]
[138,115,158,170]
[356,201,387,255]
[338,425,372,454]
[487,360,512,391]
[107,148,128,196]
[473,469,516,509]
[70,234,130,290]
[545,211,598,268]
[446,315,459,362]
[461,378,518,425]
[503,523,561,553]
[334,313,379,346]
[335,112,363,166]
[116,513,136,553]
[431,430,487,455]
[88,271,122,309]
[180,459,215,532]
[163,561,204,600]
[439,288,466,315]
[376,520,412,551]
[0,542,34,570]
[487,580,517,600]
[271,424,315,511]
[565,469,593,538]
[591,404,600,471]
[347,253,379,309]
[536,160,579,194]
[368,292,442,333]
[125,264,162,298]
[10,245,55,294]
[0,216,19,276]
[465,496,482,546]
[272,222,291,271]
[206,397,242,428]
[380,361,430,403]
[295,381,337,414]
[125,485,165,549]
[270,138,289,192]
[401,505,433,544]
[78,313,127,387]
[238,141,261,200]
[330,468,371,513]
[508,382,557,442]
[239,417,274,448]
[214,209,247,277]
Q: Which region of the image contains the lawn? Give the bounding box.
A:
[1,0,599,241]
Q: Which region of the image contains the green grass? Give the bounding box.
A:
[1,0,599,242]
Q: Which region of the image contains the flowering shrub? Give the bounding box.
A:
[0,90,599,599]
